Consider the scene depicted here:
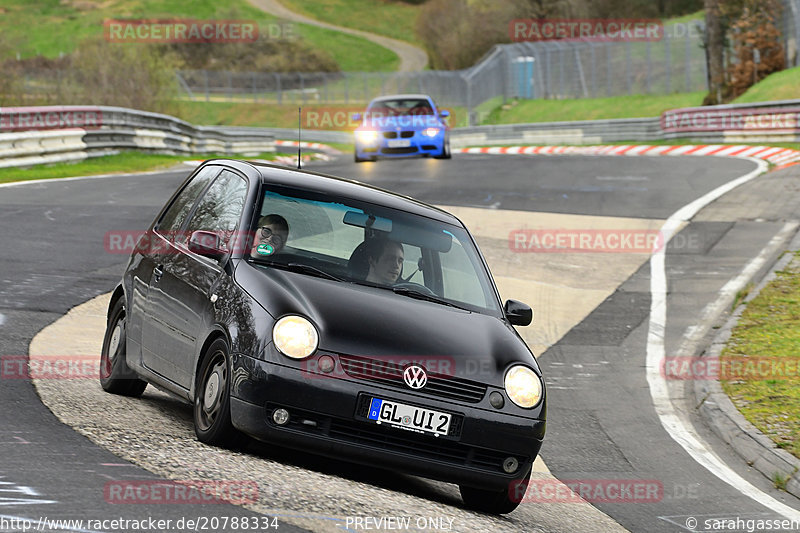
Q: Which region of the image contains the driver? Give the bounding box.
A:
[365,237,404,285]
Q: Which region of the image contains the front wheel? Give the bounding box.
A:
[434,138,451,160]
[459,472,529,514]
[193,338,238,447]
[100,298,147,397]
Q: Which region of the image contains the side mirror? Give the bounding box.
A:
[188,231,227,261]
[439,110,450,118]
[352,113,362,122]
[504,299,532,326]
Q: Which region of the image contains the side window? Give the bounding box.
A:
[181,170,248,249]
[440,239,489,308]
[156,166,220,239]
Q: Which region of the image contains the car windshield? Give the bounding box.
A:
[367,98,434,117]
[248,185,501,316]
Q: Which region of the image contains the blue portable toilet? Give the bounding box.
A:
[513,56,536,99]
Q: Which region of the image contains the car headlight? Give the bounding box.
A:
[422,127,440,137]
[355,130,379,144]
[504,365,543,408]
[272,315,318,359]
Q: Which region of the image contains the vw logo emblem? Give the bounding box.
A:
[403,365,427,389]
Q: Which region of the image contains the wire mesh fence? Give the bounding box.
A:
[175,28,711,124]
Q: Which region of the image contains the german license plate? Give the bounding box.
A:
[367,397,451,437]
[386,139,411,148]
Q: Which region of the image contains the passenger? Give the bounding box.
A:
[365,237,404,285]
[251,214,289,257]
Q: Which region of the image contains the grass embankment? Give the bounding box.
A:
[280,0,422,45]
[483,92,707,124]
[0,150,275,185]
[0,0,398,71]
[720,253,800,461]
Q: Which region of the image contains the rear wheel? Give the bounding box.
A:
[100,298,147,397]
[459,472,529,514]
[193,338,238,447]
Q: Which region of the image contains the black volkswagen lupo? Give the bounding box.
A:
[100,159,545,514]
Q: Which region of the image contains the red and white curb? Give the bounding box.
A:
[274,140,340,168]
[275,139,341,155]
[459,145,800,170]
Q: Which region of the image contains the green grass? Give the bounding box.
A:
[720,253,800,460]
[0,150,275,184]
[733,65,800,104]
[280,0,422,45]
[0,0,397,71]
[482,92,706,124]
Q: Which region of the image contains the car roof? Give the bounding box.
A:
[217,159,462,226]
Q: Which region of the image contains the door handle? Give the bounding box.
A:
[153,265,164,282]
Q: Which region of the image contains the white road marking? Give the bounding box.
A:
[646,157,800,521]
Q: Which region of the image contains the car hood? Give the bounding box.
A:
[236,262,538,385]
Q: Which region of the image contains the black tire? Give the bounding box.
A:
[193,338,238,447]
[459,473,529,515]
[434,138,451,160]
[354,153,366,163]
[100,298,148,397]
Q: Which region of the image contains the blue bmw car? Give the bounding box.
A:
[353,94,451,162]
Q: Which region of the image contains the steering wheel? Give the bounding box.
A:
[394,282,436,296]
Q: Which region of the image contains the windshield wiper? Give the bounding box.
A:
[391,287,469,311]
[254,259,342,282]
[285,263,343,281]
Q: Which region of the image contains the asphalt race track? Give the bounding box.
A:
[2,152,800,532]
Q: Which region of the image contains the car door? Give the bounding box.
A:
[129,164,221,370]
[142,168,248,389]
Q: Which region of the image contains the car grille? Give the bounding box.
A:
[266,402,527,475]
[382,131,415,139]
[381,147,418,154]
[338,354,487,403]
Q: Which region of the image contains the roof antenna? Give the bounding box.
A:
[297,106,302,169]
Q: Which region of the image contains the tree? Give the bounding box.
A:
[704,0,726,104]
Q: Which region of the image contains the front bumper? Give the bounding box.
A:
[355,131,446,159]
[230,353,544,490]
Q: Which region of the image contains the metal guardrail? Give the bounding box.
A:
[2,101,800,168]
[0,106,275,169]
